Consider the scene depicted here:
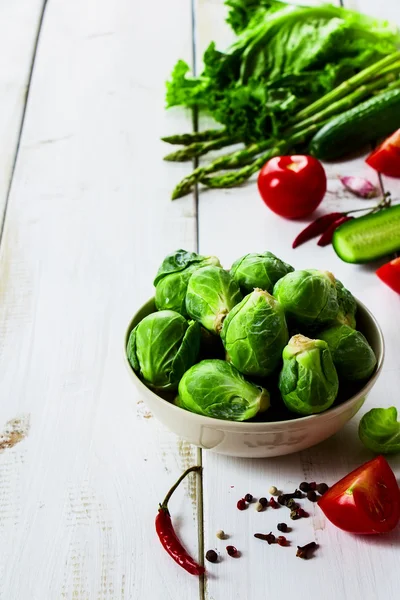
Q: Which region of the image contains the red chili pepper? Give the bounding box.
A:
[317,216,354,247]
[292,212,344,248]
[155,466,205,576]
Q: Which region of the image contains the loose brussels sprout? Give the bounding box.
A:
[335,279,357,328]
[154,249,221,316]
[221,288,288,377]
[318,324,376,381]
[359,407,400,454]
[177,359,270,421]
[273,269,339,327]
[279,334,339,415]
[186,266,242,334]
[127,310,200,390]
[230,252,294,294]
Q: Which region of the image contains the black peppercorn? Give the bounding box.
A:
[317,483,329,495]
[259,497,268,508]
[307,490,317,502]
[299,481,311,492]
[245,493,253,503]
[205,549,218,563]
[277,523,288,532]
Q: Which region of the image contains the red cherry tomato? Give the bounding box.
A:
[366,129,400,178]
[257,155,327,219]
[318,456,400,534]
[376,257,400,294]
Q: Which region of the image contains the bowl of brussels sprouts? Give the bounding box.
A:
[125,250,384,458]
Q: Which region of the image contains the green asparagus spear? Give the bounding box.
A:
[287,71,400,134]
[164,136,239,162]
[296,51,400,121]
[161,129,227,145]
[201,122,329,190]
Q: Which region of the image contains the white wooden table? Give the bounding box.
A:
[0,1,399,598]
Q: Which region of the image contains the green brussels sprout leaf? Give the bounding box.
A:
[177,359,270,421]
[126,310,200,390]
[279,334,339,415]
[230,252,293,294]
[335,279,357,328]
[221,288,288,377]
[186,266,242,334]
[273,269,339,328]
[359,407,400,454]
[154,249,221,315]
[318,324,376,381]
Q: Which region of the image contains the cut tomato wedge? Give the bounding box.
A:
[318,456,400,534]
[376,257,400,294]
[366,129,400,178]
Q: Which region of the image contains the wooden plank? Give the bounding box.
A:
[0,1,202,599]
[0,0,46,225]
[195,1,400,599]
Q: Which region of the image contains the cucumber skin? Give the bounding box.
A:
[309,89,400,161]
[332,205,400,264]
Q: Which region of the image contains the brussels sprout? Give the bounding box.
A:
[221,288,288,377]
[186,266,242,334]
[279,334,339,415]
[127,310,200,390]
[177,359,270,421]
[154,249,221,315]
[318,324,376,381]
[230,252,294,294]
[359,407,400,454]
[335,279,357,328]
[273,269,339,327]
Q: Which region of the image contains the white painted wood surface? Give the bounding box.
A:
[0,0,46,220]
[0,0,399,599]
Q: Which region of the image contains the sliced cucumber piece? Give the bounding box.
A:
[332,205,400,263]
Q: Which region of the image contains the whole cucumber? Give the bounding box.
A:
[309,88,400,161]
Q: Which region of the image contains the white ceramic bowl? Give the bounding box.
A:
[124,298,384,458]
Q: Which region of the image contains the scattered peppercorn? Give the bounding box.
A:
[226,545,238,557]
[205,549,218,563]
[255,501,264,512]
[278,490,303,506]
[290,510,300,520]
[317,483,329,495]
[277,536,287,546]
[245,493,253,503]
[309,482,317,490]
[286,499,298,510]
[269,497,279,508]
[237,498,247,510]
[259,497,268,508]
[296,508,308,518]
[269,486,278,496]
[254,532,275,544]
[307,490,317,502]
[296,542,318,559]
[216,530,226,540]
[277,523,288,533]
[299,481,311,492]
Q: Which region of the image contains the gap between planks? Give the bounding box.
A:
[0,0,49,245]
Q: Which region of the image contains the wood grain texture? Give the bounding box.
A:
[0,0,46,226]
[196,1,400,599]
[0,0,399,598]
[0,1,201,599]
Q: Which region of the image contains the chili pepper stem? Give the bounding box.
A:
[160,466,202,510]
